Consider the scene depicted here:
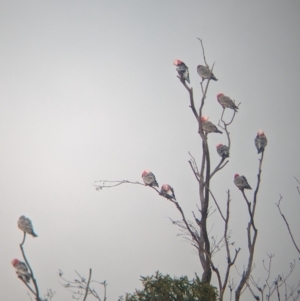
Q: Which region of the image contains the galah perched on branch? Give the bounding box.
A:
[200,116,223,134]
[18,216,38,237]
[173,59,190,83]
[197,65,218,81]
[216,144,229,158]
[234,174,252,191]
[11,259,31,283]
[217,93,239,112]
[160,184,176,200]
[142,170,159,187]
[254,130,268,154]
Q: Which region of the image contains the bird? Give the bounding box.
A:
[160,184,176,200]
[216,144,229,158]
[254,130,267,154]
[234,174,252,190]
[173,59,190,83]
[197,65,218,81]
[217,93,239,112]
[18,216,38,237]
[11,259,31,283]
[142,170,159,187]
[200,116,223,134]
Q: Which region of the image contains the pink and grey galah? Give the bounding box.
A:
[234,174,252,191]
[216,144,229,158]
[217,93,239,112]
[160,184,176,200]
[255,130,268,154]
[11,259,31,283]
[173,59,190,83]
[201,116,223,134]
[197,65,218,81]
[18,216,38,237]
[142,170,159,187]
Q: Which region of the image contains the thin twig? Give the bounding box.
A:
[208,189,225,221]
[276,196,300,254]
[95,180,149,190]
[188,152,200,182]
[83,269,92,301]
[197,38,209,67]
[209,159,229,180]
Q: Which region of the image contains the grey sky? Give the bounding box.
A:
[1,1,300,300]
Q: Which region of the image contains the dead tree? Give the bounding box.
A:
[94,39,265,301]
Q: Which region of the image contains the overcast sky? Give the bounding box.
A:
[1,1,300,300]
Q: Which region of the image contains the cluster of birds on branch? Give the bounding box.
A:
[11,216,37,283]
[142,170,176,200]
[173,60,268,191]
[174,59,239,136]
[234,130,267,190]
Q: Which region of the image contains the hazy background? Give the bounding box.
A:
[1,1,300,300]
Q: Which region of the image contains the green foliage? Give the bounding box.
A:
[119,271,218,301]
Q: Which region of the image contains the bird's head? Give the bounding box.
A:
[217,93,224,99]
[234,174,240,179]
[162,184,169,191]
[257,130,265,136]
[11,259,20,267]
[173,59,183,66]
[142,170,150,177]
[216,143,223,148]
[201,115,209,122]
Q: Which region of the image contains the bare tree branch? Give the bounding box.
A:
[294,176,300,195]
[95,180,148,190]
[59,269,107,301]
[20,233,42,301]
[248,255,300,301]
[276,195,300,254]
[177,76,198,120]
[235,152,265,300]
[83,269,92,301]
[197,38,209,67]
[188,152,200,182]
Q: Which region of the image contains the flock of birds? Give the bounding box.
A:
[11,59,268,286]
[140,60,268,198]
[173,59,268,191]
[11,216,38,283]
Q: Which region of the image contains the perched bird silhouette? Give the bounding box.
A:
[173,59,190,83]
[216,144,229,158]
[18,216,38,237]
[142,170,159,187]
[201,116,223,134]
[255,130,267,154]
[234,174,252,191]
[197,65,218,81]
[217,93,239,112]
[11,259,31,282]
[160,184,176,200]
